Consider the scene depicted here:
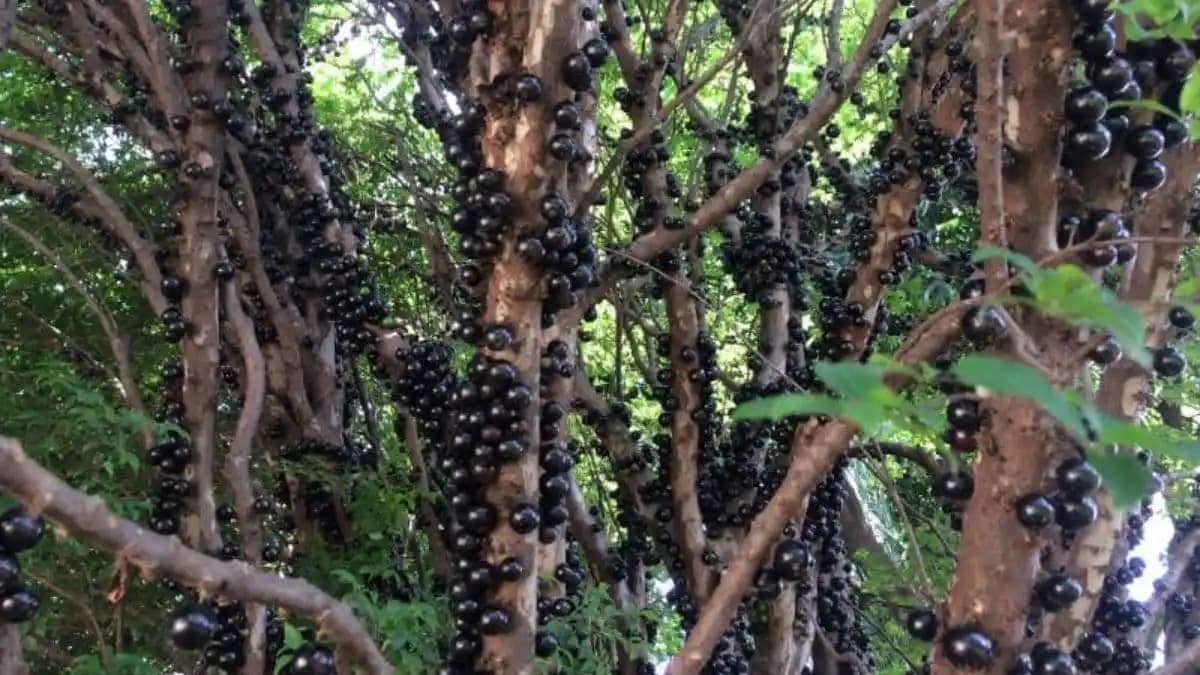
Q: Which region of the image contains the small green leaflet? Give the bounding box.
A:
[1098,414,1200,464]
[1024,265,1150,367]
[952,355,1086,440]
[972,245,1037,273]
[1088,451,1152,509]
[815,361,888,400]
[732,394,843,421]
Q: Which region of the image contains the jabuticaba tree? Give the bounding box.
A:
[1,0,1200,673]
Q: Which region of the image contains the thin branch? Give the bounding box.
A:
[221,282,268,675]
[0,125,167,313]
[0,436,393,674]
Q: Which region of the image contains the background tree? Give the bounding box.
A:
[0,0,1198,674]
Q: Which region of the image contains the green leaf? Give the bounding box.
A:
[1108,97,1183,121]
[953,355,1085,439]
[732,394,844,421]
[815,361,886,400]
[1181,64,1200,117]
[1089,451,1153,508]
[1026,264,1150,366]
[971,245,1038,273]
[1098,414,1200,464]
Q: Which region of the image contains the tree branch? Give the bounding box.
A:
[0,436,393,674]
[221,282,269,675]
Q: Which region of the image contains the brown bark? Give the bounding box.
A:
[669,301,964,673]
[175,0,228,555]
[931,0,1074,671]
[1052,145,1200,649]
[0,624,26,675]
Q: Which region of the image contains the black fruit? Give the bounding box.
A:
[1056,457,1101,498]
[169,605,218,650]
[1088,338,1122,365]
[287,643,336,675]
[1064,87,1108,123]
[772,539,811,582]
[1037,572,1083,611]
[1130,159,1167,191]
[0,553,18,591]
[535,631,560,657]
[0,585,38,623]
[562,52,593,91]
[933,471,974,501]
[1153,346,1186,377]
[1065,123,1112,160]
[1125,125,1165,159]
[1169,306,1196,330]
[947,398,981,432]
[942,625,995,669]
[478,606,512,635]
[1055,496,1099,529]
[962,306,1008,346]
[906,608,938,641]
[1077,631,1114,664]
[1015,493,1055,529]
[514,74,544,102]
[508,503,540,534]
[0,507,44,552]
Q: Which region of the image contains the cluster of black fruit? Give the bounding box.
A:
[576,397,667,578]
[216,499,280,564]
[147,365,192,538]
[1062,5,1193,186]
[533,339,578,547]
[168,602,312,674]
[0,507,44,625]
[806,462,873,663]
[394,337,541,668]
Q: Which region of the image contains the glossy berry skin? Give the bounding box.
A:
[1037,572,1083,611]
[941,625,995,669]
[933,471,974,501]
[287,643,336,675]
[1065,123,1113,160]
[1032,645,1077,675]
[772,540,811,582]
[1015,493,1055,529]
[962,306,1008,346]
[0,507,44,553]
[1125,125,1165,159]
[1077,631,1115,664]
[1169,306,1196,330]
[1153,346,1186,377]
[1130,159,1167,191]
[478,607,512,635]
[535,631,560,657]
[946,428,978,453]
[514,75,544,102]
[1056,457,1101,498]
[946,398,981,432]
[169,605,218,650]
[508,503,540,534]
[0,553,19,592]
[0,585,38,623]
[581,38,610,67]
[497,557,525,581]
[1064,87,1108,123]
[561,52,593,91]
[1055,496,1099,530]
[906,608,938,641]
[1088,338,1122,365]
